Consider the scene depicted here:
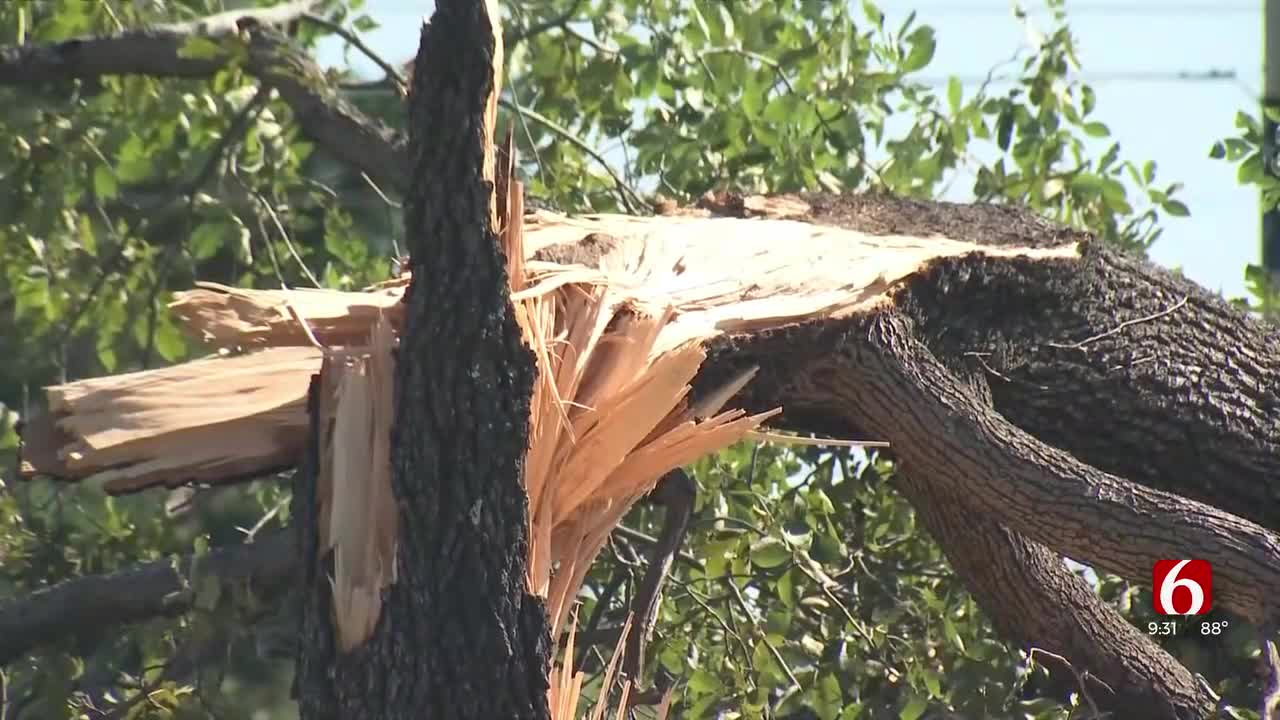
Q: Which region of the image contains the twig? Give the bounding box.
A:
[506,0,587,47]
[499,99,644,212]
[188,85,270,194]
[684,585,754,687]
[1028,647,1109,718]
[505,74,547,187]
[254,189,322,288]
[300,12,406,94]
[236,497,289,543]
[725,578,802,693]
[611,525,700,568]
[964,350,1051,391]
[747,429,890,449]
[359,171,402,209]
[1048,296,1188,350]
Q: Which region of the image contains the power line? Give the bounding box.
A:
[917,68,1240,85]
[875,2,1258,14]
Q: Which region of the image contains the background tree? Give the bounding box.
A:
[0,1,1268,719]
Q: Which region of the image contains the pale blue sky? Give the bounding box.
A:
[319,1,1262,298]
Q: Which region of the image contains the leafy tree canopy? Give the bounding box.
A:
[0,0,1267,718]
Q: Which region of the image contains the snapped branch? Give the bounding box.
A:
[0,529,296,666]
[0,0,408,194]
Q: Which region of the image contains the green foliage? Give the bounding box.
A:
[0,0,1256,718]
[503,0,1185,255]
[1208,106,1280,318]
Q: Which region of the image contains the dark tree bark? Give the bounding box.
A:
[0,528,295,667]
[652,192,1280,720]
[884,366,1213,718]
[7,1,1274,717]
[294,2,550,718]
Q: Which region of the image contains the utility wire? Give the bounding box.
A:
[915,68,1240,85]
[870,2,1257,13]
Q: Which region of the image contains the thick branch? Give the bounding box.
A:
[872,367,1213,719]
[775,309,1280,624]
[0,1,407,194]
[896,466,1214,719]
[0,529,295,666]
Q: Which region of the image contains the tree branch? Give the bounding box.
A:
[0,2,408,195]
[621,469,695,682]
[0,529,296,666]
[787,309,1280,625]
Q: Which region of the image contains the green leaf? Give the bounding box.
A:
[814,674,843,720]
[902,27,936,73]
[1208,141,1227,160]
[189,220,229,260]
[995,109,1014,151]
[900,694,928,720]
[942,616,966,654]
[777,568,796,607]
[1083,121,1110,138]
[922,667,942,697]
[92,166,118,201]
[947,76,962,114]
[115,134,153,183]
[153,316,188,363]
[749,537,791,568]
[1162,199,1191,217]
[687,668,722,694]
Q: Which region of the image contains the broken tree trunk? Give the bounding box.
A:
[19,186,1280,719]
[294,1,554,718]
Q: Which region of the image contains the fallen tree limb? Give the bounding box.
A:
[870,364,1214,719]
[18,191,1280,717]
[0,529,295,667]
[22,197,1280,619]
[833,308,1280,624]
[0,1,407,194]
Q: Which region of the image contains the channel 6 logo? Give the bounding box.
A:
[1152,559,1213,615]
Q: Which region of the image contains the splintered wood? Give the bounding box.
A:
[169,281,405,348]
[317,317,399,651]
[16,195,1078,670]
[513,244,779,638]
[18,346,319,493]
[18,209,1076,496]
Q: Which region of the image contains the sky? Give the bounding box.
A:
[317,0,1264,299]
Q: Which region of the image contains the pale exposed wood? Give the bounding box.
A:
[21,346,319,493]
[168,281,404,349]
[21,212,1069,497]
[15,205,1082,715]
[168,212,1078,352]
[318,316,398,652]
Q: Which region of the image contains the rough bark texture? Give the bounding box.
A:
[889,368,1212,718]
[294,2,550,719]
[900,474,1214,719]
[657,192,1280,720]
[795,192,1280,530]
